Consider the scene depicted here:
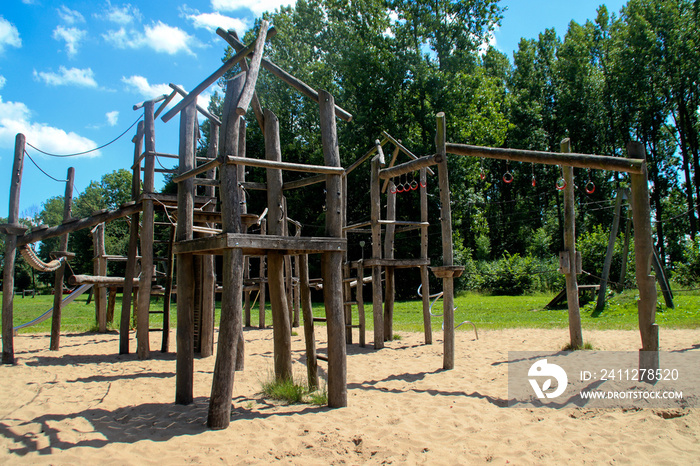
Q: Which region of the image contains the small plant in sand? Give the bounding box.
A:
[392,333,402,341]
[260,371,328,405]
[562,341,595,351]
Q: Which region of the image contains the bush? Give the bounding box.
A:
[474,253,563,295]
[673,239,700,287]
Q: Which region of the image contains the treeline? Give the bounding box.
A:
[11,0,700,295]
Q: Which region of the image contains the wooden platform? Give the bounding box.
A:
[173,233,346,256]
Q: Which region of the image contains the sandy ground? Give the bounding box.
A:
[1,327,699,465]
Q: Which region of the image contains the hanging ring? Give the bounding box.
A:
[410,180,418,190]
[503,171,514,184]
[419,181,427,188]
[390,182,397,194]
[585,181,596,194]
[480,170,485,180]
[531,175,536,188]
[396,182,405,193]
[556,178,567,190]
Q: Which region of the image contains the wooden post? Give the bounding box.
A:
[50,166,74,350]
[343,261,353,344]
[561,139,583,349]
[161,225,175,353]
[356,261,366,347]
[175,101,197,406]
[370,156,384,349]
[93,223,108,332]
[120,121,144,355]
[319,90,346,408]
[300,254,318,390]
[420,167,432,344]
[627,142,659,358]
[383,179,396,341]
[207,76,245,428]
[596,188,624,311]
[235,117,247,368]
[259,219,267,328]
[435,113,455,370]
[265,108,292,381]
[137,100,156,359]
[2,134,25,364]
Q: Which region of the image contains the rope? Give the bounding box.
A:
[19,245,64,272]
[24,151,68,183]
[26,115,143,158]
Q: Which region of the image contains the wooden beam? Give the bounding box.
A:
[345,137,387,175]
[161,27,277,123]
[50,167,74,351]
[446,142,645,174]
[236,20,268,116]
[379,154,440,180]
[169,84,222,126]
[220,29,353,123]
[381,130,435,175]
[225,155,345,175]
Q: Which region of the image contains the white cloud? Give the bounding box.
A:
[0,16,22,53]
[0,75,6,90]
[104,22,196,55]
[122,75,173,98]
[101,3,142,24]
[57,5,85,25]
[187,12,248,34]
[33,67,98,88]
[53,26,86,57]
[211,0,295,16]
[106,111,119,126]
[0,97,100,157]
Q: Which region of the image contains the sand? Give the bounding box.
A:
[1,327,698,465]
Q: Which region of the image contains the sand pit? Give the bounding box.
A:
[1,327,698,464]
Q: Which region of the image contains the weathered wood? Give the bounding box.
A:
[561,139,583,349]
[384,267,394,341]
[381,131,435,175]
[154,90,177,119]
[171,158,222,184]
[356,261,366,347]
[259,219,267,329]
[162,225,176,353]
[19,202,142,248]
[345,137,386,175]
[220,29,353,122]
[226,155,345,175]
[200,123,219,356]
[93,223,108,333]
[137,101,156,360]
[228,31,265,134]
[383,176,396,343]
[50,167,74,351]
[283,174,326,191]
[236,20,269,115]
[133,93,168,110]
[175,101,197,406]
[379,154,440,180]
[343,262,353,344]
[370,156,384,349]
[121,122,144,355]
[319,90,347,408]
[161,28,277,123]
[265,108,293,381]
[207,77,245,429]
[3,133,25,364]
[627,141,659,354]
[381,147,401,193]
[652,249,674,308]
[420,168,431,344]
[300,254,318,389]
[169,84,222,126]
[446,142,645,174]
[69,275,140,286]
[436,113,455,370]
[596,189,624,311]
[107,287,117,324]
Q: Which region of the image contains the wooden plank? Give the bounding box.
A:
[171,158,222,184]
[219,29,352,122]
[283,174,326,191]
[561,139,583,349]
[300,254,318,389]
[161,28,277,123]
[226,155,345,175]
[173,233,346,255]
[446,142,645,174]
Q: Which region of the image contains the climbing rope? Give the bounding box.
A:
[19,245,64,272]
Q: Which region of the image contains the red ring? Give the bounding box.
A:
[556,178,567,191]
[531,176,536,187]
[503,172,514,184]
[585,181,596,194]
[480,171,485,180]
[410,180,418,191]
[396,184,405,193]
[419,181,427,188]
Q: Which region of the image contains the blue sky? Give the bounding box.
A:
[0,0,627,219]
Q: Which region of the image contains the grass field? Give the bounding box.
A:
[2,286,698,335]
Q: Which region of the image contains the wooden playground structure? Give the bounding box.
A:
[1,24,663,429]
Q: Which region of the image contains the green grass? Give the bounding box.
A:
[259,372,328,405]
[2,286,698,336]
